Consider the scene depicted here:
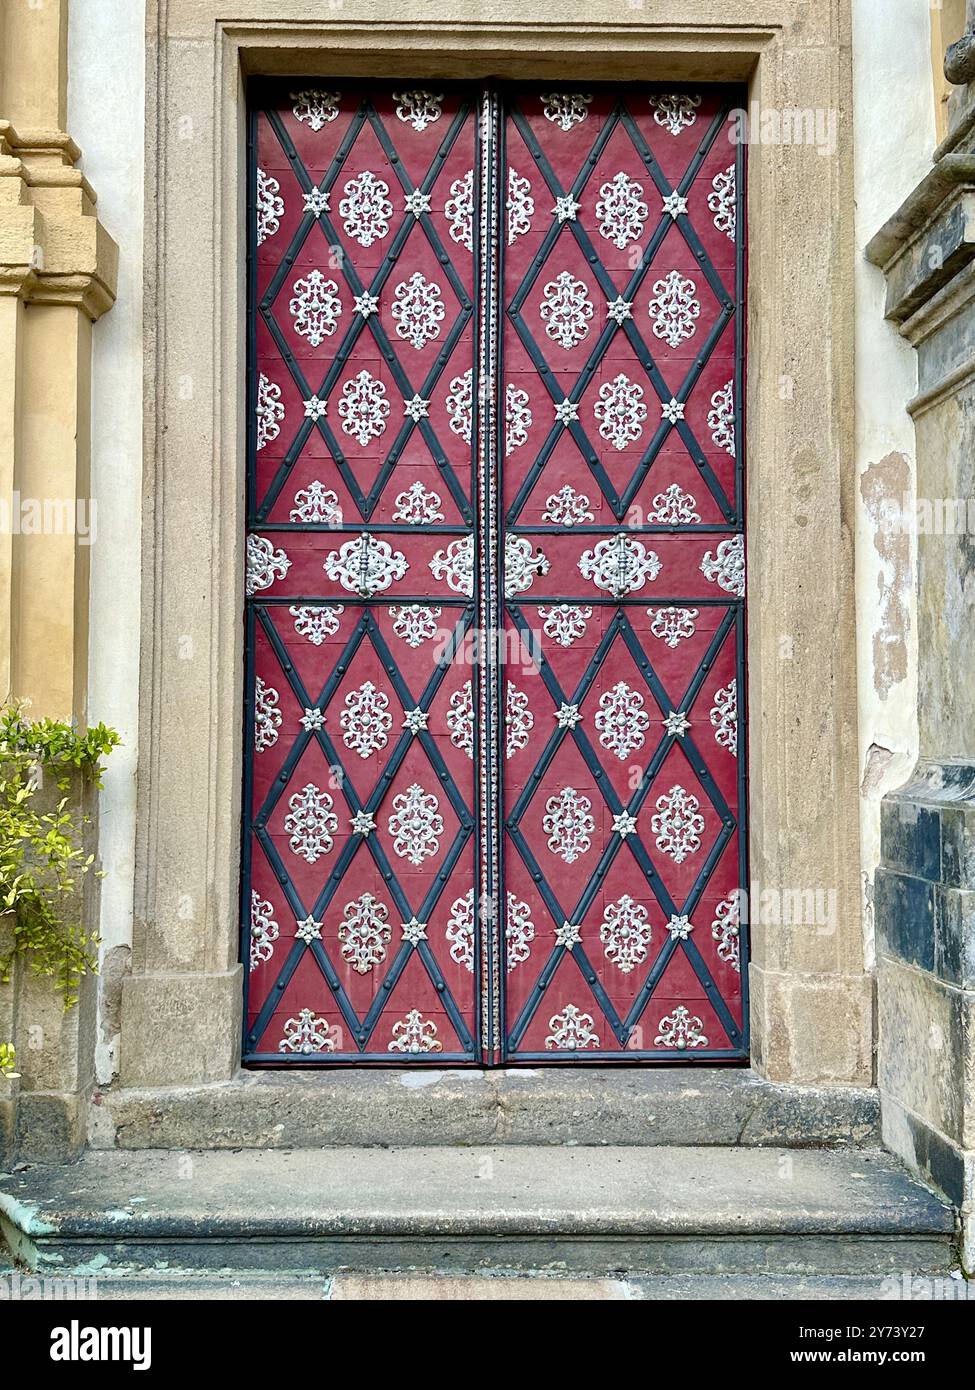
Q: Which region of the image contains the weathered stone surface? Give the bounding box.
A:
[2,1266,966,1301]
[877,960,968,1145]
[881,797,942,882]
[875,868,936,971]
[935,884,975,987]
[119,968,242,1087]
[0,1073,18,1169]
[90,1067,882,1151]
[749,968,874,1086]
[0,1145,954,1277]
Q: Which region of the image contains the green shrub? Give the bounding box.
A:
[0,705,119,1009]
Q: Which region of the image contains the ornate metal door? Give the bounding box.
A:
[243,81,747,1065]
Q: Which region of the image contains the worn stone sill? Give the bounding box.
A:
[89,1066,880,1151]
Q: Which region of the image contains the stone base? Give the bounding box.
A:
[89,1066,881,1150]
[119,967,243,1088]
[882,1093,975,1272]
[875,762,975,1273]
[15,1088,89,1163]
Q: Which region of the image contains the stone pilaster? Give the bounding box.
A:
[0,1,117,1159]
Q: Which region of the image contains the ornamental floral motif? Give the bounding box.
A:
[594,372,648,451]
[506,893,535,972]
[246,534,291,596]
[445,368,473,445]
[508,168,535,244]
[284,783,338,864]
[338,369,390,447]
[649,92,701,136]
[339,680,393,759]
[647,483,700,525]
[651,784,705,864]
[323,533,408,596]
[257,168,284,245]
[337,891,391,975]
[504,534,550,597]
[339,171,393,248]
[430,533,474,596]
[254,677,282,752]
[446,681,474,760]
[700,534,745,598]
[257,170,283,252]
[712,891,741,972]
[393,89,444,131]
[445,169,473,251]
[256,372,285,451]
[648,270,700,349]
[538,604,593,647]
[446,888,474,971]
[655,1004,708,1050]
[595,681,651,761]
[542,485,594,526]
[290,604,343,645]
[600,894,652,975]
[505,383,532,456]
[579,533,662,597]
[710,678,737,756]
[540,270,594,350]
[391,271,446,350]
[595,171,649,250]
[445,889,535,974]
[388,784,444,866]
[279,1008,334,1054]
[648,606,698,649]
[541,92,593,131]
[389,604,443,648]
[506,683,533,759]
[545,1004,600,1050]
[289,270,342,347]
[543,787,595,864]
[290,481,343,525]
[392,482,444,524]
[708,164,736,240]
[388,1009,443,1053]
[708,380,735,456]
[291,89,340,131]
[250,890,279,971]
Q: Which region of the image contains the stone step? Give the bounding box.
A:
[91,1066,881,1149]
[0,1145,955,1277]
[4,1269,967,1300]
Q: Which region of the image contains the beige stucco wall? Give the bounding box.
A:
[69,0,146,1085]
[852,0,934,968]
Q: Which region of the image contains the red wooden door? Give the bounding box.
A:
[498,87,746,1060]
[243,81,746,1065]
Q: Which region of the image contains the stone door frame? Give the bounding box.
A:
[120,1,869,1090]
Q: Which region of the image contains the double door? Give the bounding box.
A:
[243,79,747,1063]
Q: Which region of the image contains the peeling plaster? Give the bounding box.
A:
[860,452,914,699]
[861,743,896,798]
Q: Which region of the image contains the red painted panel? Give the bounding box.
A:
[245,83,481,1061]
[499,85,747,1060]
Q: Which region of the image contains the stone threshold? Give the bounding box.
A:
[89,1066,880,1150]
[0,1145,954,1277]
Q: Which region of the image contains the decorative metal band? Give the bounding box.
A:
[475,88,504,1061]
